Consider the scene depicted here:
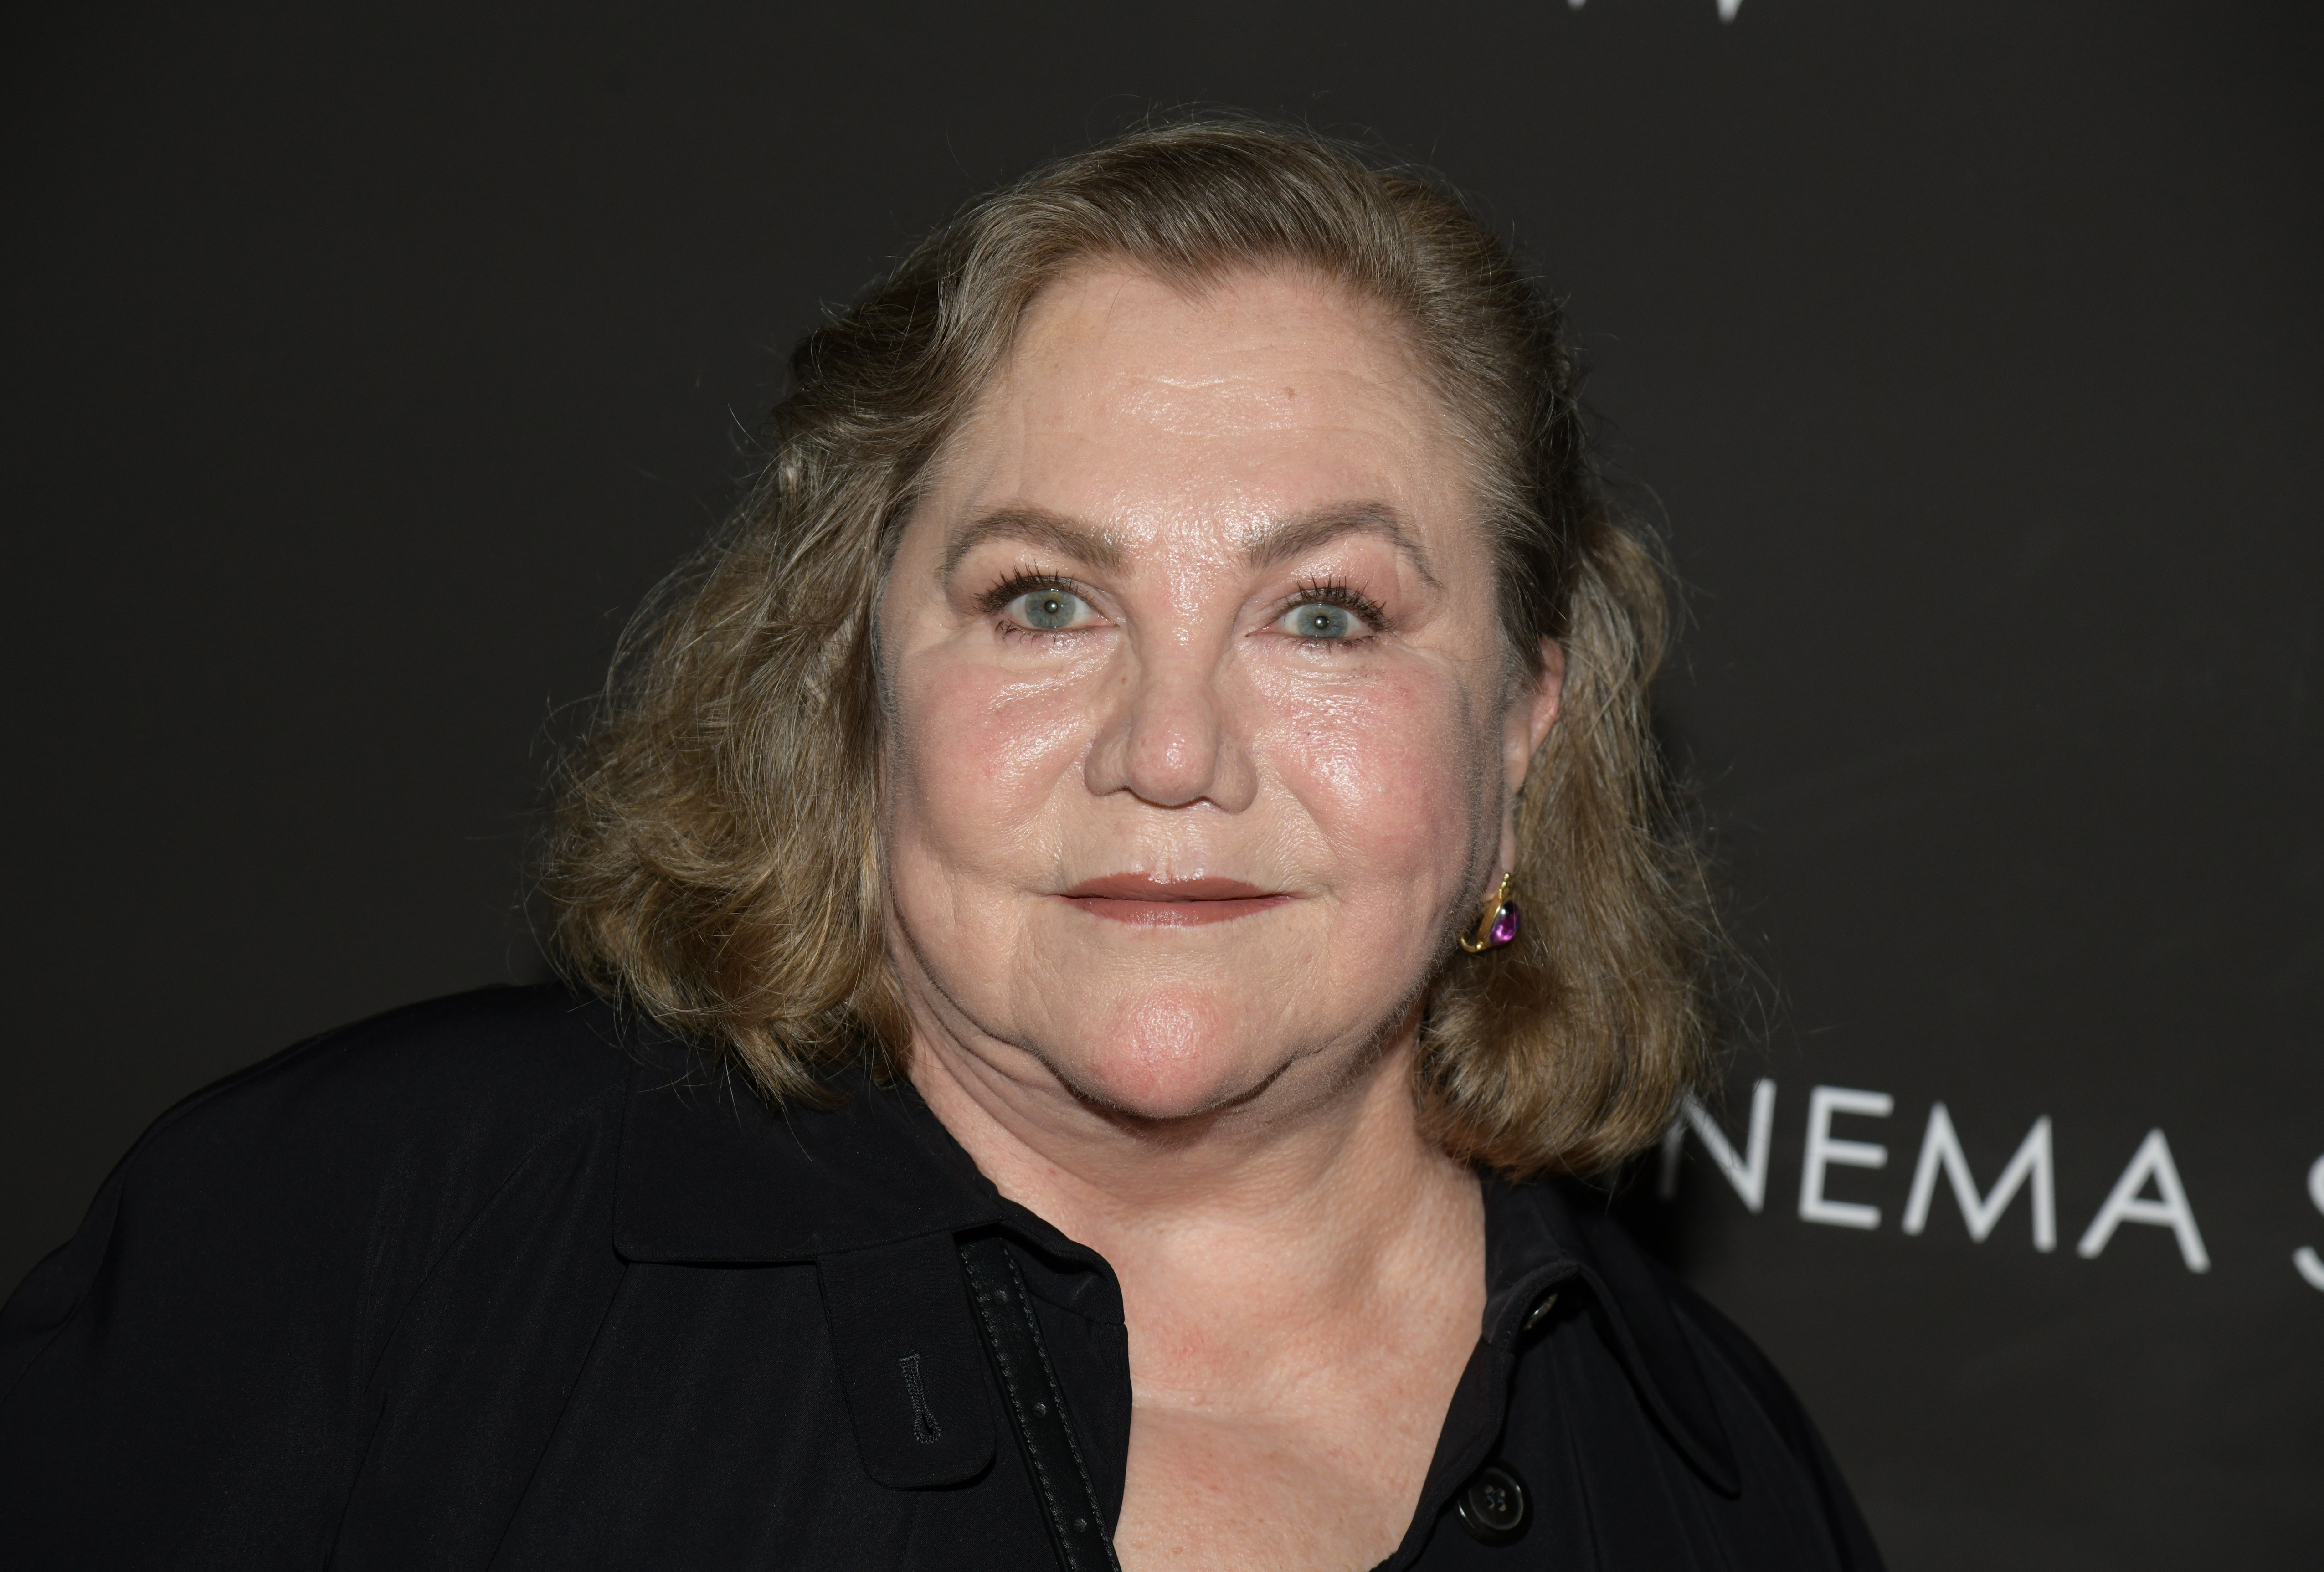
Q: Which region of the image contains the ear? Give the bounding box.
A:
[1497,637,1567,876]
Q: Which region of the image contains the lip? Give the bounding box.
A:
[1057,873,1294,927]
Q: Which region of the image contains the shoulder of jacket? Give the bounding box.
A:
[124,983,638,1190]
[1658,1273,1818,1438]
[0,987,642,1402]
[1564,1205,1805,1423]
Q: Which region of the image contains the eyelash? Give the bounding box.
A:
[1278,577,1391,639]
[979,573,1093,641]
[974,571,1391,641]
[976,572,1075,615]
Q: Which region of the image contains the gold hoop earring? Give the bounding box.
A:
[1459,872,1521,953]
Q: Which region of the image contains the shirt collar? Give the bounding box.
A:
[610,1023,1735,1495]
[612,1027,1004,1263]
[1482,1176,1740,1496]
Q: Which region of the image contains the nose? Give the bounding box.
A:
[1083,637,1258,812]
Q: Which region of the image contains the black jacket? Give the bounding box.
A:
[0,986,1882,1570]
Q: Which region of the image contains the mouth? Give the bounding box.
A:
[1056,873,1295,927]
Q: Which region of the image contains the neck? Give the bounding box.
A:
[905,1011,1480,1320]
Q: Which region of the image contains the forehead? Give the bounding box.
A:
[923,262,1478,545]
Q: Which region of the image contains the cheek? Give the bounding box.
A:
[1258,664,1493,882]
[888,651,1094,871]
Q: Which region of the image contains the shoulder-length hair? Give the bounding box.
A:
[542,117,1717,1176]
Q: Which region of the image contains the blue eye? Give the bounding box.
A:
[1281,602,1359,639]
[1008,587,1087,631]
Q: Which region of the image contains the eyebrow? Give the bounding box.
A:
[942,507,1124,578]
[1240,501,1440,589]
[943,499,1438,587]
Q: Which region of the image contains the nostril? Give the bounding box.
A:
[1087,658,1254,812]
[1122,704,1227,806]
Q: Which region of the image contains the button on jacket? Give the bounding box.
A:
[0,986,1883,1570]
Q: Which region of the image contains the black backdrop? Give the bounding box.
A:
[5,2,2319,1565]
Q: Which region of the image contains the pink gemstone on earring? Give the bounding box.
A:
[1488,903,1522,948]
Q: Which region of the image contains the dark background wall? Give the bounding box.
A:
[5,2,2318,1565]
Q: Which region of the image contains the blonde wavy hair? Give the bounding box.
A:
[542,118,1716,1176]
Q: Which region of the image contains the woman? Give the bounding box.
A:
[0,120,1880,1569]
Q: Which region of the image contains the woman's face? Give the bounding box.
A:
[880,263,1561,1121]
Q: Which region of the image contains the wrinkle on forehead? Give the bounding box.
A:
[997,262,1439,440]
[904,260,1491,604]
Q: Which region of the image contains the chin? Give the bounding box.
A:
[1043,989,1287,1122]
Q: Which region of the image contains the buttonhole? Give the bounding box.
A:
[899,1352,942,1444]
